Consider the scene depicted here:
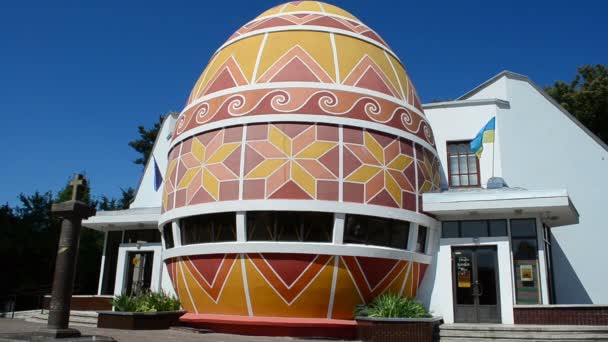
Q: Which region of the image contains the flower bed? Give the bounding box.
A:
[355,293,442,342]
[97,291,183,330]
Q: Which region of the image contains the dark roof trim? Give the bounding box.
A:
[457,70,608,152]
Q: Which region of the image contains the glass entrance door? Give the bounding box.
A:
[452,246,500,323]
[125,251,154,296]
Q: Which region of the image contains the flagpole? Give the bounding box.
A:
[492,140,495,178]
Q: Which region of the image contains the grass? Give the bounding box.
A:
[355,293,432,318]
[112,291,181,313]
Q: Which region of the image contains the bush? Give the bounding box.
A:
[112,291,181,312]
[355,293,431,318]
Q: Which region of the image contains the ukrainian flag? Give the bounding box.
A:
[470,117,495,158]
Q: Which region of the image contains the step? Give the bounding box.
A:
[25,311,98,327]
[441,323,608,332]
[440,330,608,340]
[439,324,608,341]
[441,338,570,342]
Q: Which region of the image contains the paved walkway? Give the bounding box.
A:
[0,319,344,342]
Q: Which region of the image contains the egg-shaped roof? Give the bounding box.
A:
[173,1,433,148]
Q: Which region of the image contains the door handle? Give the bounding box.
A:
[473,281,484,297]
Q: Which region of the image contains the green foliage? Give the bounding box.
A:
[545,64,608,144]
[112,291,181,313]
[56,173,94,205]
[128,114,176,167]
[98,187,135,211]
[111,293,138,312]
[356,293,431,318]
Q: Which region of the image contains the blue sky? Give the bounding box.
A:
[1,0,606,206]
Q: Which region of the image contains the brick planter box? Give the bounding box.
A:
[355,316,443,342]
[97,311,185,330]
[514,305,608,325]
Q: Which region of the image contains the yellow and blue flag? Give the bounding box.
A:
[470,117,495,158]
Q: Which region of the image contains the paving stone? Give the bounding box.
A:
[0,319,349,342]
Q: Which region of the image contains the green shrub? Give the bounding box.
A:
[355,293,431,318]
[112,291,181,312]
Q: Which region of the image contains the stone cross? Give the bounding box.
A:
[38,174,105,340]
[70,174,85,201]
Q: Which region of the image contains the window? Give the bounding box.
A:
[510,219,541,304]
[416,226,428,253]
[162,223,174,249]
[247,211,332,242]
[180,212,236,245]
[441,220,508,238]
[447,141,480,187]
[344,215,410,249]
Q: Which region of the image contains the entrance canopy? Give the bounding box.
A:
[423,188,578,227]
[83,207,160,231]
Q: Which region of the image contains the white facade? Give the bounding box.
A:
[424,71,608,305]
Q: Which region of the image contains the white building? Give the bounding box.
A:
[81,70,608,326]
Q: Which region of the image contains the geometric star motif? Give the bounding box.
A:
[245,124,338,198]
[345,132,415,207]
[177,129,240,202]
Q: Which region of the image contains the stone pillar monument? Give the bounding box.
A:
[38,174,95,338]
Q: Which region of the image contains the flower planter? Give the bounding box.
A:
[97,311,185,330]
[355,316,443,342]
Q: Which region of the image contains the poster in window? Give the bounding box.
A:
[456,255,471,288]
[520,264,534,282]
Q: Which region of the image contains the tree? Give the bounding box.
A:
[128,114,172,167]
[117,187,135,209]
[545,65,608,144]
[98,187,135,211]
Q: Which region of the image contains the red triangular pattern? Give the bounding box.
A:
[369,189,399,208]
[318,146,339,177]
[306,16,353,31]
[189,187,214,204]
[269,57,322,82]
[205,68,239,95]
[244,145,265,175]
[251,17,295,31]
[269,180,312,199]
[274,122,310,138]
[223,146,241,176]
[342,147,363,177]
[418,263,429,287]
[260,253,316,287]
[356,256,400,290]
[354,67,395,96]
[189,255,225,286]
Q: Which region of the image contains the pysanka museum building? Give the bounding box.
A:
[81,0,607,334]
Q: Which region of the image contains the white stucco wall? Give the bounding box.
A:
[425,100,506,189]
[423,73,608,304]
[129,114,177,209]
[495,76,608,304]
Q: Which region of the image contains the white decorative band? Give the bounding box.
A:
[168,113,438,158]
[158,199,439,229]
[251,11,362,28]
[218,25,400,64]
[162,241,433,265]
